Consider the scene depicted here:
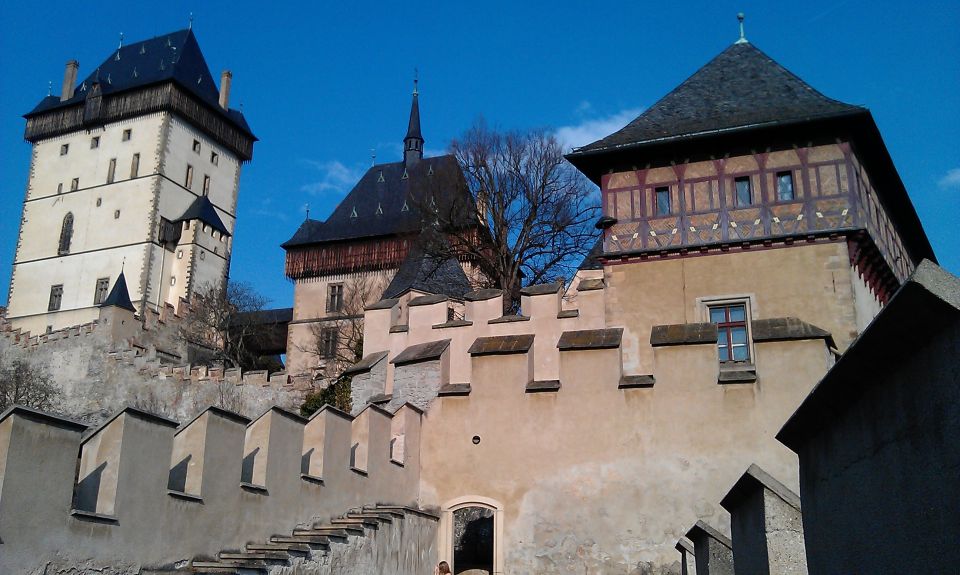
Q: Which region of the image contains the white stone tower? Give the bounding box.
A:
[6,29,256,334]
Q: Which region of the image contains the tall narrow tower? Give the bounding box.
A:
[6,29,256,334]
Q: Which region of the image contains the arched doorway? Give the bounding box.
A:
[440,496,504,575]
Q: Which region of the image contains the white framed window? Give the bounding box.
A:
[696,295,756,365]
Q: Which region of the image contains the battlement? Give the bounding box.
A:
[0,400,424,571]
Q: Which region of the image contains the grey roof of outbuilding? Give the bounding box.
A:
[282,154,476,248]
[569,41,863,155]
[176,195,230,236]
[382,228,473,299]
[26,29,253,137]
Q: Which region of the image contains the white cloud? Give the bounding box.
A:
[554,107,642,153]
[937,168,960,190]
[300,159,364,196]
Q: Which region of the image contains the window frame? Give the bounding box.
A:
[58,213,74,256]
[48,284,64,311]
[654,186,671,216]
[90,136,100,149]
[697,295,756,365]
[202,175,211,196]
[776,171,795,202]
[60,144,69,156]
[734,176,752,206]
[192,139,201,153]
[93,277,110,305]
[210,151,219,166]
[70,177,79,191]
[107,158,117,183]
[130,153,140,178]
[122,129,132,142]
[320,327,338,359]
[326,283,345,314]
[185,165,194,189]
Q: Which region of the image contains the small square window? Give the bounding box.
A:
[90,136,100,149]
[93,277,110,305]
[734,176,752,206]
[655,186,671,216]
[71,178,79,191]
[122,129,132,141]
[48,285,63,311]
[114,210,121,219]
[170,276,176,286]
[192,139,201,153]
[320,327,338,359]
[210,151,219,165]
[709,302,750,363]
[327,283,344,313]
[60,144,69,156]
[776,171,795,201]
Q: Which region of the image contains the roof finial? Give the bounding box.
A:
[119,32,124,50]
[304,203,310,220]
[47,80,52,96]
[189,12,194,30]
[413,67,419,96]
[736,13,748,44]
[371,148,377,167]
[121,257,125,272]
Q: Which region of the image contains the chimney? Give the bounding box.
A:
[61,60,79,101]
[219,70,232,109]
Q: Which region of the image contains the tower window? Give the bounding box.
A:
[320,328,338,359]
[48,285,64,311]
[71,178,79,191]
[93,277,110,305]
[96,197,102,207]
[114,210,121,219]
[58,213,74,255]
[107,158,117,183]
[326,283,344,313]
[210,151,218,166]
[185,165,194,189]
[777,171,795,201]
[710,303,750,362]
[90,136,100,149]
[57,183,63,194]
[130,153,140,178]
[192,139,201,153]
[202,175,211,196]
[655,186,671,216]
[122,129,132,141]
[60,144,69,156]
[734,176,752,206]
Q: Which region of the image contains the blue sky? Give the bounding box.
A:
[1,0,957,308]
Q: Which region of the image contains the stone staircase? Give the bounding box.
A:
[186,505,435,573]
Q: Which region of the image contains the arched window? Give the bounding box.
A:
[58,213,74,255]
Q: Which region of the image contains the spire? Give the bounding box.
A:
[736,13,748,44]
[403,72,424,166]
[100,271,137,313]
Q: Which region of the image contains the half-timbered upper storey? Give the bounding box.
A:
[567,40,935,302]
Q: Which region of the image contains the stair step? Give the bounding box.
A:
[285,532,333,544]
[363,506,406,518]
[330,517,379,528]
[311,523,364,534]
[219,551,288,562]
[191,560,266,573]
[298,527,351,538]
[247,542,311,554]
[346,512,393,523]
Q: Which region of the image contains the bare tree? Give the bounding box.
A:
[438,120,600,310]
[0,351,60,412]
[179,280,270,369]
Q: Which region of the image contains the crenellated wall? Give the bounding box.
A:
[0,400,426,572]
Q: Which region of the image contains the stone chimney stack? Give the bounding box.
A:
[219,70,232,109]
[61,60,79,101]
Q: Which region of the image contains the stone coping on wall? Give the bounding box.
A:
[675,537,695,554]
[718,365,758,384]
[408,294,450,307]
[468,334,535,356]
[557,327,623,351]
[752,317,835,348]
[343,351,390,376]
[81,406,179,444]
[777,260,960,451]
[650,322,717,346]
[365,298,400,311]
[519,281,563,296]
[488,314,531,324]
[437,383,472,397]
[175,405,251,435]
[433,319,473,329]
[686,520,733,549]
[250,405,310,426]
[577,278,605,291]
[0,405,88,432]
[309,404,354,421]
[390,339,451,365]
[720,463,802,512]
[369,393,392,405]
[557,309,580,319]
[389,324,409,333]
[619,374,656,389]
[464,288,503,301]
[526,380,561,393]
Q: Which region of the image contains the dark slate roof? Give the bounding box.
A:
[570,42,863,155]
[405,89,422,141]
[26,29,252,137]
[282,154,477,247]
[231,307,293,327]
[578,239,604,271]
[176,195,230,236]
[100,271,136,312]
[382,228,473,299]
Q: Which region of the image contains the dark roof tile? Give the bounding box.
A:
[176,195,230,236]
[390,339,451,365]
[557,328,623,351]
[468,334,535,356]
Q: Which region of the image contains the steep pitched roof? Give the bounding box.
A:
[26,29,252,137]
[175,195,230,236]
[282,154,477,248]
[405,88,423,142]
[570,41,863,155]
[383,228,473,299]
[100,271,136,312]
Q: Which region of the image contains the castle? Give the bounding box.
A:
[1,24,957,575]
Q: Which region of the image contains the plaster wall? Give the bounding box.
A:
[417,336,830,573]
[605,242,860,375]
